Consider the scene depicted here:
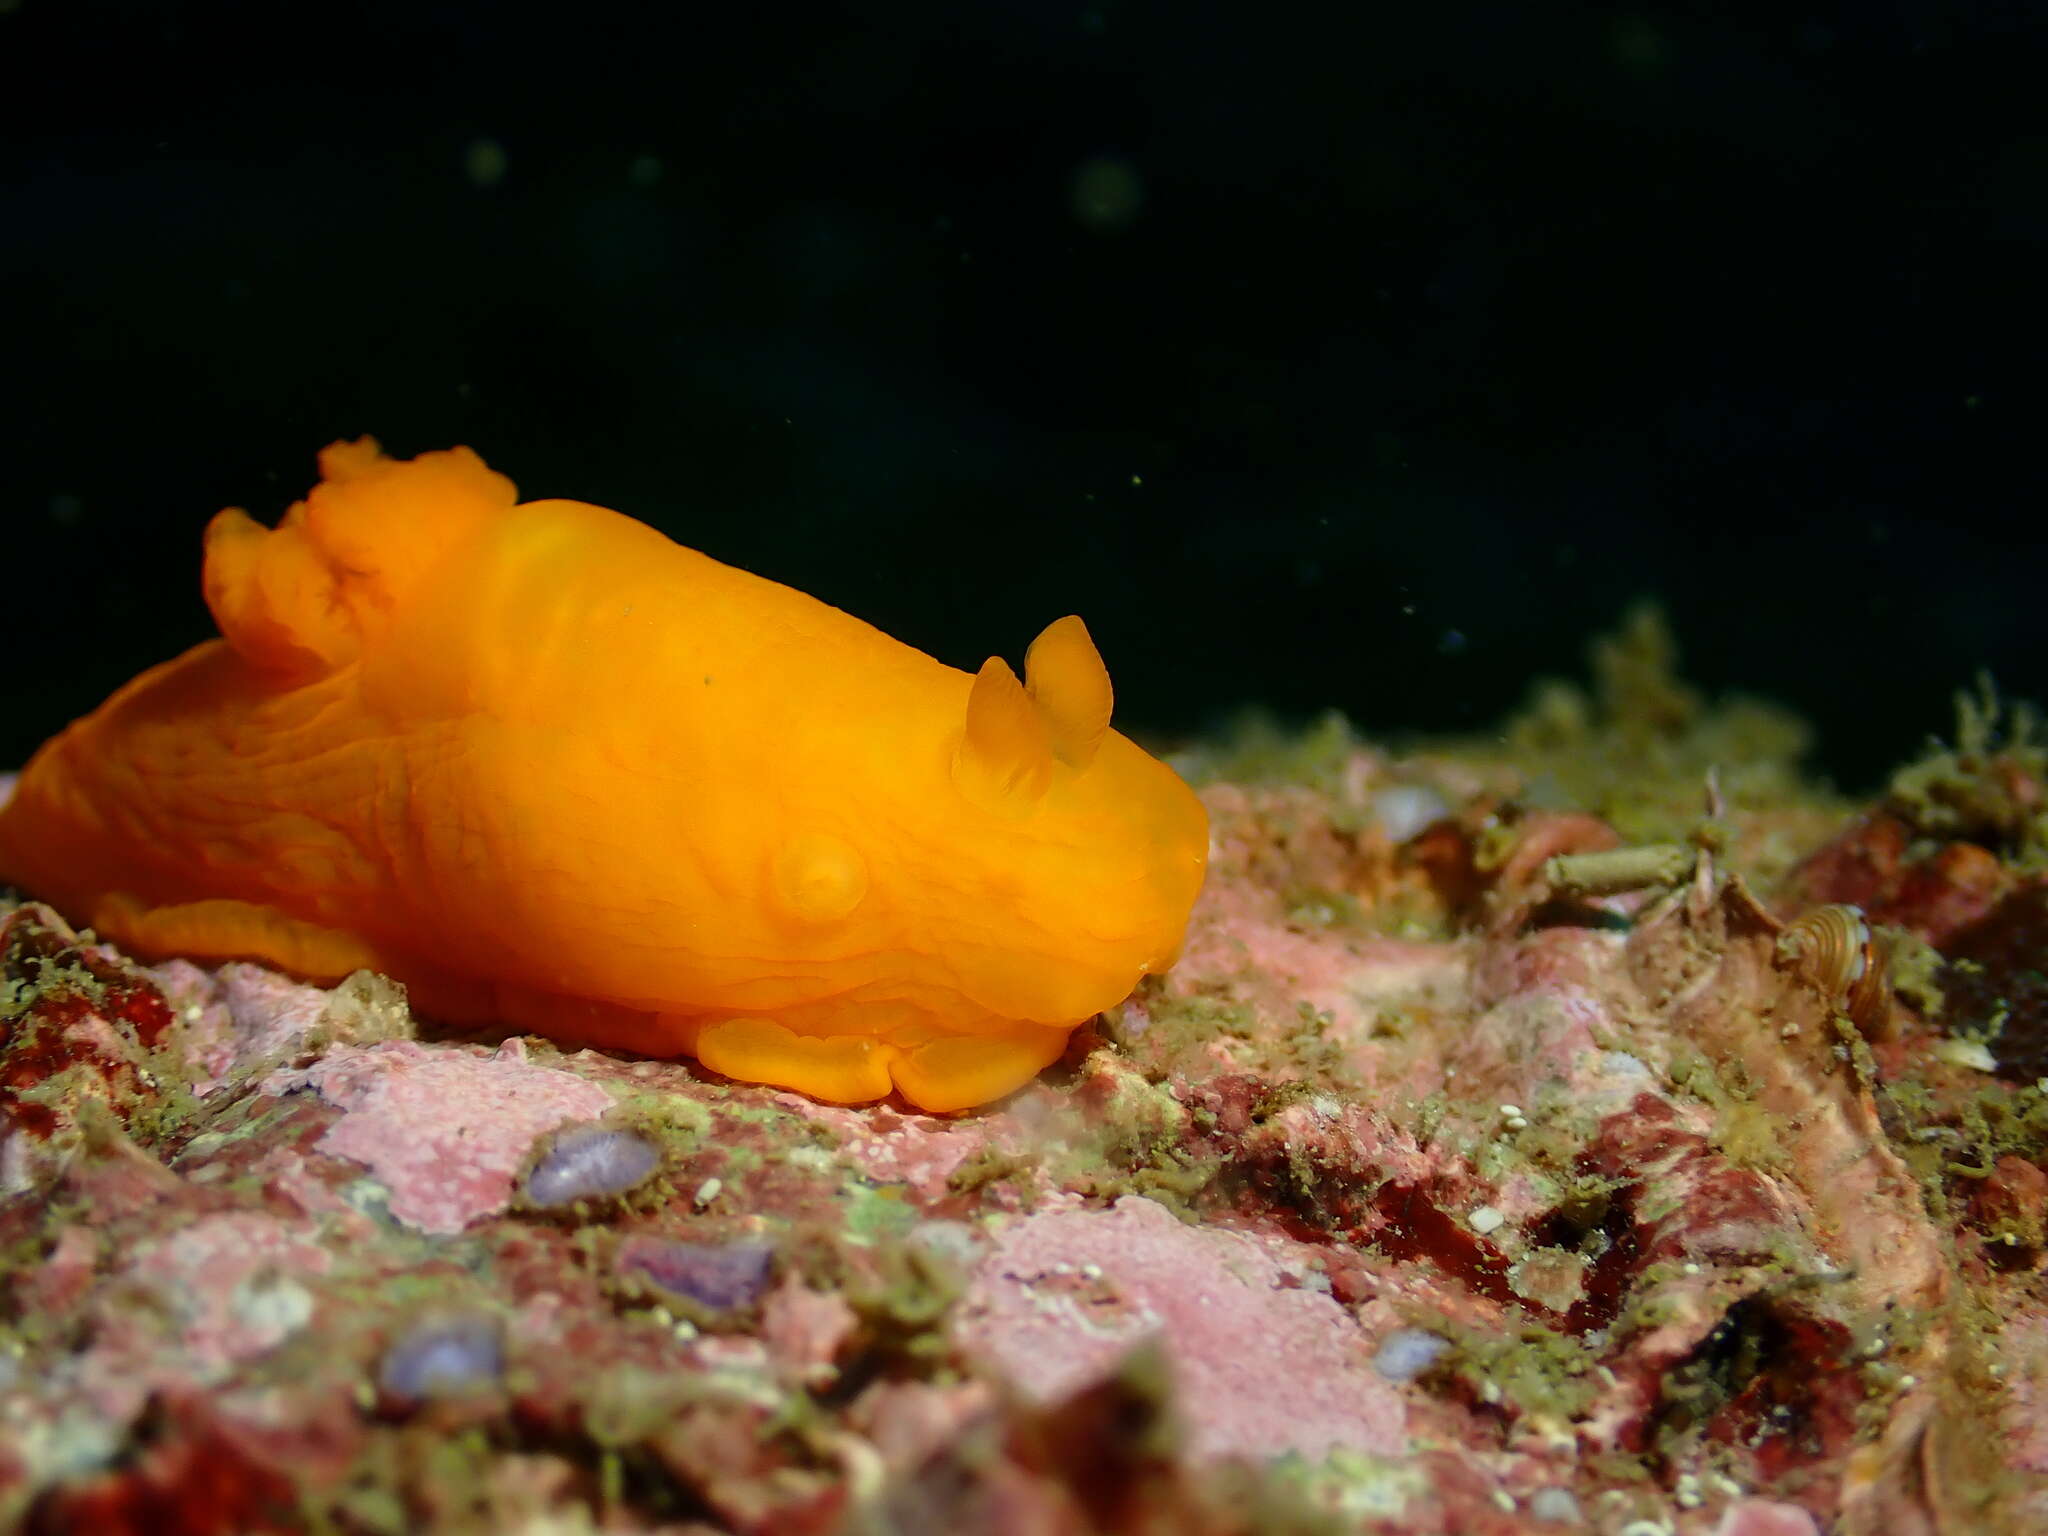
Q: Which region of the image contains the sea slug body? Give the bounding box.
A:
[0,440,1208,1112]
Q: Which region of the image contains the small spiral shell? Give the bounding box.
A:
[1778,903,1891,1035]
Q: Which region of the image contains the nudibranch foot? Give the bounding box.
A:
[696,1018,898,1105]
[890,1023,1071,1114]
[694,1016,1070,1113]
[90,891,387,982]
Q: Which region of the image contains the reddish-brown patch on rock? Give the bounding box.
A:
[1786,814,1911,914]
[1787,813,2010,946]
[1404,816,1487,916]
[24,1391,303,1536]
[1364,1181,1518,1309]
[1222,1095,1435,1236]
[1969,1154,2048,1265]
[1578,1099,1801,1272]
[1886,840,2009,945]
[1580,1092,1698,1174]
[1,904,175,1150]
[1700,1301,1862,1489]
[640,1396,838,1531]
[1487,809,1623,900]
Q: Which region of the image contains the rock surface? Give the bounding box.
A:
[4,664,2043,1533]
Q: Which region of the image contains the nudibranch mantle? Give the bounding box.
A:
[0,440,1209,1112]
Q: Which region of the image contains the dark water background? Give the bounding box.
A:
[4,1,2043,790]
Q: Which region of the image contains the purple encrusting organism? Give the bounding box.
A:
[523,1125,662,1207]
[378,1313,504,1401]
[617,1236,776,1309]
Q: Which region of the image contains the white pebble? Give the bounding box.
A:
[1373,784,1450,842]
[1370,1327,1450,1382]
[1469,1205,1506,1235]
[1527,1485,1582,1525]
[1934,1038,1998,1072]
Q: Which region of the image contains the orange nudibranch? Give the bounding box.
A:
[0,440,1208,1112]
